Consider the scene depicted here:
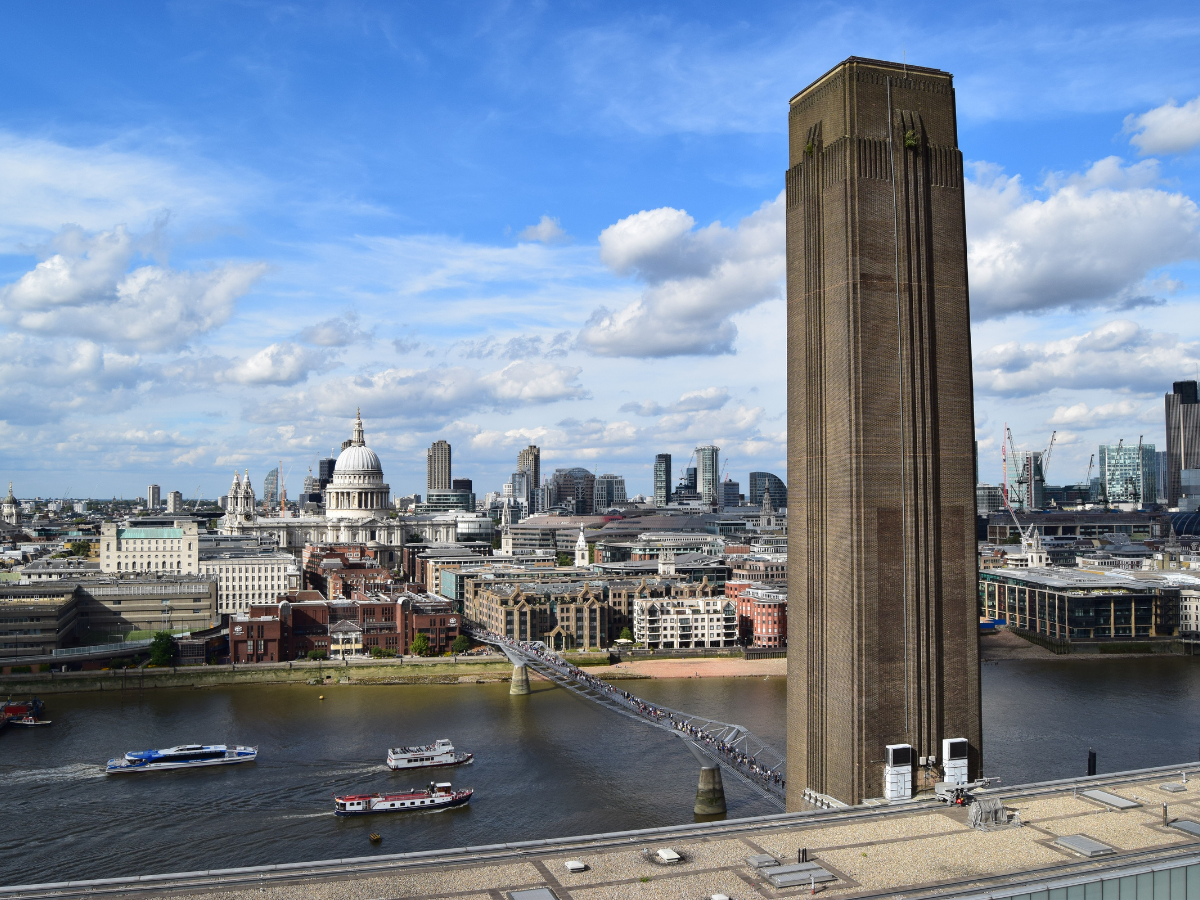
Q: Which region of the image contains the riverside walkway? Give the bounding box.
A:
[466,626,787,809]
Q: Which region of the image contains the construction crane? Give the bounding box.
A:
[1042,431,1057,481]
[190,484,203,512]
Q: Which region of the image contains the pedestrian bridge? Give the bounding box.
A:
[466,626,787,809]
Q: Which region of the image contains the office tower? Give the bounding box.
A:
[1166,381,1200,507]
[593,474,627,511]
[719,479,741,508]
[786,58,980,807]
[452,478,473,493]
[427,440,452,492]
[317,456,338,488]
[518,445,541,513]
[696,445,720,505]
[749,472,788,509]
[147,484,161,509]
[263,468,280,510]
[1007,451,1045,510]
[653,454,672,506]
[1098,443,1157,505]
[546,468,596,515]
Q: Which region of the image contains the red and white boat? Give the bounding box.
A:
[386,738,473,770]
[333,782,473,816]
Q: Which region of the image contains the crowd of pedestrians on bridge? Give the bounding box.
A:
[469,627,785,796]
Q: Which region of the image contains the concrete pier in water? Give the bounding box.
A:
[509,663,530,695]
[694,765,727,815]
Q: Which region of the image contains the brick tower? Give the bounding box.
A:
[785,57,981,807]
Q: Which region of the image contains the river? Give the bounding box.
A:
[2,656,1199,885]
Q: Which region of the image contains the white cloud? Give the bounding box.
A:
[518,215,568,244]
[0,224,268,351]
[298,311,371,347]
[966,158,1200,319]
[1124,95,1200,156]
[620,387,731,416]
[578,194,784,357]
[974,319,1200,397]
[1046,400,1144,427]
[249,360,590,424]
[0,133,242,245]
[219,342,333,386]
[0,334,151,425]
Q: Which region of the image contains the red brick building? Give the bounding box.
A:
[230,590,459,661]
[302,544,397,598]
[727,580,787,649]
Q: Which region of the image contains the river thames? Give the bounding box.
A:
[3,656,1200,885]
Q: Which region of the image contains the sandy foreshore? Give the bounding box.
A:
[589,656,786,679]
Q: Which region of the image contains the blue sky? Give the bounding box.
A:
[2,1,1200,501]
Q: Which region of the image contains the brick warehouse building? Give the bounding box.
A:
[786,57,980,806]
[229,591,459,663]
[726,580,788,648]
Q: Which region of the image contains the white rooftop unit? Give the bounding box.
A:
[942,737,969,785]
[884,743,913,802]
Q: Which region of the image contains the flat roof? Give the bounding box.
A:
[20,762,1200,900]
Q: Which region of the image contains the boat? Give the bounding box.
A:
[333,782,473,816]
[386,738,473,770]
[105,744,257,774]
[2,698,45,719]
[7,716,51,726]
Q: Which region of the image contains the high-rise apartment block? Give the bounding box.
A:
[653,454,672,507]
[166,490,184,514]
[696,445,720,505]
[427,440,452,492]
[785,57,980,807]
[147,484,161,509]
[1166,381,1200,508]
[517,445,541,513]
[1098,442,1157,506]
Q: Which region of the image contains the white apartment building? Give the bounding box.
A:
[101,521,199,575]
[198,551,301,614]
[632,596,737,649]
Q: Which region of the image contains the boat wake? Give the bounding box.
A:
[0,763,106,785]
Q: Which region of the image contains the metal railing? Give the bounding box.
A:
[467,624,786,808]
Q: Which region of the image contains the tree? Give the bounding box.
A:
[409,633,431,657]
[69,541,91,557]
[149,631,176,666]
[307,649,328,660]
[451,634,470,654]
[618,627,634,642]
[556,552,573,567]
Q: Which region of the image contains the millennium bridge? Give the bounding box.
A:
[464,625,788,812]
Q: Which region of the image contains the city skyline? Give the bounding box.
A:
[1,4,1199,498]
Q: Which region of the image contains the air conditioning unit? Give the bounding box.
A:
[942,738,969,785]
[884,743,913,801]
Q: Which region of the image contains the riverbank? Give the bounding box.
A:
[0,656,517,694]
[593,656,787,679]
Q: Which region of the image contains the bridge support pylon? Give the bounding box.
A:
[509,663,531,695]
[694,766,727,816]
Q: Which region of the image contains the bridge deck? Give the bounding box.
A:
[474,630,787,808]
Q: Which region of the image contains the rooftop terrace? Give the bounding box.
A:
[9,763,1200,900]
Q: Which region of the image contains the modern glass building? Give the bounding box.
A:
[748,472,787,509]
[696,445,720,505]
[1099,442,1158,505]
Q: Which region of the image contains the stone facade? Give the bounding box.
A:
[786,57,980,806]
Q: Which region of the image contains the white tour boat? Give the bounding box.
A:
[333,782,473,816]
[105,744,257,774]
[386,738,473,770]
